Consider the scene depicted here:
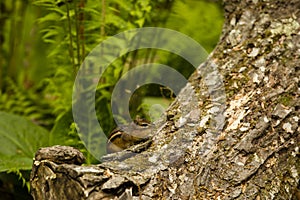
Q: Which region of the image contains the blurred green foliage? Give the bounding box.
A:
[0,0,223,198]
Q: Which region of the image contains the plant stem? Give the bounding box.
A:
[101,0,106,37]
[65,0,76,77]
[74,2,81,69]
[79,0,85,62]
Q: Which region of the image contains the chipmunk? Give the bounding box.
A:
[106,119,153,154]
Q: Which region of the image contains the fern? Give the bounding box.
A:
[0,79,55,129]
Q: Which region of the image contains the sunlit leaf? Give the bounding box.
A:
[0,112,49,172]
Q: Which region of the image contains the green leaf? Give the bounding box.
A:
[0,112,50,172]
[49,109,77,146]
[37,12,61,23]
[135,18,145,28]
[33,0,56,8]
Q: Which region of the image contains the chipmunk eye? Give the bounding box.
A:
[140,122,149,127]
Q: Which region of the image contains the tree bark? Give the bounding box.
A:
[30,0,300,199]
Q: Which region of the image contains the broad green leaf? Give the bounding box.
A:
[0,112,50,172]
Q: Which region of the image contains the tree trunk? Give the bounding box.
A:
[30,0,300,199]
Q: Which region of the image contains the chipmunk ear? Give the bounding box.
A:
[133,115,150,126]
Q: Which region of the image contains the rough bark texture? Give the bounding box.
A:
[30,0,300,199]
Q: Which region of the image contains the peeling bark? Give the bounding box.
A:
[31,0,300,199]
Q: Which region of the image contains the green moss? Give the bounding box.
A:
[277,94,293,106]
